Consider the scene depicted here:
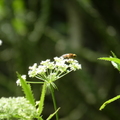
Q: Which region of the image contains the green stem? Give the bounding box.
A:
[50,85,59,120]
[27,81,44,84]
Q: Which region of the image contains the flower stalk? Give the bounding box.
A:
[50,85,59,120]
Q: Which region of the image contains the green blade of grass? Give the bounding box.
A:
[46,107,60,120]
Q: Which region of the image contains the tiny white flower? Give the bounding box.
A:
[16,80,20,86]
[29,63,37,70]
[55,60,65,67]
[69,62,82,71]
[28,63,37,77]
[41,59,50,65]
[58,63,68,72]
[46,62,55,69]
[0,40,2,46]
[36,65,46,74]
[16,75,26,86]
[54,57,60,61]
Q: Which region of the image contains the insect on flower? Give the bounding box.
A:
[61,53,77,59]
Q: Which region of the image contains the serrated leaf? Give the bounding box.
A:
[37,83,47,116]
[17,72,35,106]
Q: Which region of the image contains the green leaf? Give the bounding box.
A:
[111,51,117,58]
[46,108,60,120]
[99,95,120,110]
[16,72,35,106]
[99,53,120,71]
[98,57,120,64]
[110,52,120,71]
[37,83,47,116]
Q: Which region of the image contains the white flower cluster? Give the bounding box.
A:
[0,97,38,119]
[28,57,81,82]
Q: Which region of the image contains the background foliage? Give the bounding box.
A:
[0,0,120,120]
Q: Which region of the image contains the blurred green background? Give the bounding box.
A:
[0,0,120,120]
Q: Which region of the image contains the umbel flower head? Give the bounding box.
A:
[28,56,81,87]
[0,97,38,119]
